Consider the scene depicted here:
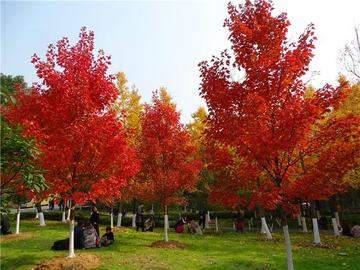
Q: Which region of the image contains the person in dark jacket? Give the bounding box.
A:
[342,222,352,237]
[90,206,100,237]
[74,221,85,248]
[198,210,206,229]
[101,226,115,247]
[136,205,144,232]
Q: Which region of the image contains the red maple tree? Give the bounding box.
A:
[5,28,140,257]
[137,91,201,241]
[200,0,360,221]
[200,1,360,268]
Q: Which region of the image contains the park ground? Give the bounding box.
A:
[1,220,360,270]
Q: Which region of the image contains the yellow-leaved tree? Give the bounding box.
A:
[115,72,143,145]
[332,81,360,188]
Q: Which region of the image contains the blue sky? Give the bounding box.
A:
[1,0,359,122]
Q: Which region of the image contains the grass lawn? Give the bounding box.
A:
[1,220,359,270]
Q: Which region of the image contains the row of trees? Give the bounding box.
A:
[1,28,202,257]
[1,1,359,268]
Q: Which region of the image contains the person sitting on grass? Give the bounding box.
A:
[341,222,352,237]
[175,217,186,233]
[188,219,203,235]
[51,221,85,250]
[83,222,100,248]
[144,215,155,232]
[101,226,115,247]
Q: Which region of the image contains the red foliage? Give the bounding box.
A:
[5,28,140,205]
[137,92,202,206]
[200,1,360,214]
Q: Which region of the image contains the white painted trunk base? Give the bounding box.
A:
[332,218,340,236]
[301,216,308,233]
[283,225,294,270]
[150,205,154,214]
[334,212,340,227]
[117,213,122,227]
[67,208,71,221]
[215,217,219,232]
[35,208,39,219]
[38,212,46,226]
[316,210,321,220]
[312,218,321,244]
[68,220,75,258]
[261,217,273,240]
[16,208,21,234]
[62,211,66,222]
[110,212,114,228]
[164,214,169,242]
[297,215,302,226]
[132,214,136,228]
[205,211,210,229]
[261,219,265,233]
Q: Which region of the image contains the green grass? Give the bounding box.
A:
[1,220,360,270]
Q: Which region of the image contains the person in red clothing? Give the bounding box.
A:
[175,217,186,233]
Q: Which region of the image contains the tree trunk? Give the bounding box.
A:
[283,225,294,270]
[16,204,21,234]
[281,212,294,270]
[311,201,321,244]
[132,213,136,228]
[261,217,272,240]
[150,204,154,214]
[259,208,272,240]
[300,201,308,233]
[110,208,114,229]
[66,201,71,221]
[164,205,169,242]
[35,207,39,219]
[297,215,302,226]
[301,216,308,233]
[205,211,210,229]
[68,206,75,258]
[332,217,340,236]
[36,203,46,226]
[117,212,122,227]
[312,218,321,244]
[215,217,219,232]
[62,211,66,222]
[334,211,340,228]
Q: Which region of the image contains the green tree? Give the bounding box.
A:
[0,74,46,213]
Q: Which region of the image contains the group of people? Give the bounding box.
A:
[51,206,114,250]
[175,217,203,235]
